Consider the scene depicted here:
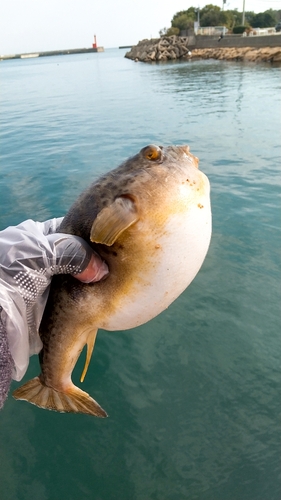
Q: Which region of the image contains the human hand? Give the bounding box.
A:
[0,218,108,384]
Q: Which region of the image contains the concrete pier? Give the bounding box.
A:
[0,47,104,61]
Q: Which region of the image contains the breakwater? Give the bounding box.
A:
[125,34,281,63]
[125,36,192,62]
[0,46,104,61]
[191,46,281,62]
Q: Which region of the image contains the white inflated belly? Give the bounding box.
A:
[100,193,211,331]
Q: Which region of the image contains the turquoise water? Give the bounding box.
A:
[0,49,280,500]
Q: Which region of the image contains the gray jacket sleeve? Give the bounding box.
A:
[0,218,104,407]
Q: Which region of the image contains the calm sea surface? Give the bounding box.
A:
[0,49,280,500]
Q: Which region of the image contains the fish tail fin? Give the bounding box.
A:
[13,377,107,417]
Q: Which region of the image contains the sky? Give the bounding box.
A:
[0,0,280,55]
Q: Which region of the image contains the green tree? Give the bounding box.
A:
[200,4,221,26]
[226,9,243,29]
[172,8,197,23]
[172,13,193,31]
[159,26,180,37]
[171,8,197,31]
[251,10,276,27]
[218,10,234,28]
[244,11,255,26]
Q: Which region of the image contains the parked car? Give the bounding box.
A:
[275,22,281,32]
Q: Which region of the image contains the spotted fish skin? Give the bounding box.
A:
[13,145,212,416]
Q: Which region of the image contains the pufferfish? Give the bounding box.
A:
[13,144,212,417]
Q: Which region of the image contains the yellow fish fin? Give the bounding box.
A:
[13,377,107,417]
[90,195,139,245]
[80,329,98,383]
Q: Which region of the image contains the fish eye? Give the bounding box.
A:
[141,145,163,162]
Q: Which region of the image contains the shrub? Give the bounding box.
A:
[233,25,249,33]
[166,27,180,36]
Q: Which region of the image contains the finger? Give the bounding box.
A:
[73,254,109,283]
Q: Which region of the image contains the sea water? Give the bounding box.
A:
[0,49,280,500]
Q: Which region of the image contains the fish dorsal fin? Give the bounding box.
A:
[80,329,98,383]
[90,196,139,246]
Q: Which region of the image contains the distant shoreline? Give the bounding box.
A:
[0,46,104,61]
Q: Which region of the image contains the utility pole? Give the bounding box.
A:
[194,7,200,35]
[242,0,245,25]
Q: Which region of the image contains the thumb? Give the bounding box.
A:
[73,253,109,283]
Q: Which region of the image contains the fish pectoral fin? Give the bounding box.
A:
[80,330,98,383]
[13,377,107,417]
[90,195,139,245]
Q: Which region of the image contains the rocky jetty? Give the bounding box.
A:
[125,36,281,63]
[191,46,281,63]
[125,36,192,62]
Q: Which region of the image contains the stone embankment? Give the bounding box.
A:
[125,36,281,63]
[191,46,281,62]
